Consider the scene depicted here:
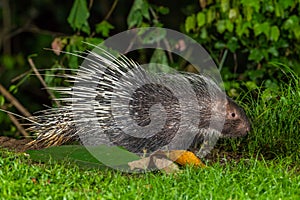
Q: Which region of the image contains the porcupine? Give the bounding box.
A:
[27,48,251,158]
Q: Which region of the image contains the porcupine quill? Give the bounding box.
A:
[26,46,251,158]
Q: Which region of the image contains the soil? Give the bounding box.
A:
[0,136,33,152]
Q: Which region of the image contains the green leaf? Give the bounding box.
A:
[268,47,279,57]
[225,20,234,32]
[293,26,300,40]
[249,48,264,62]
[241,0,260,12]
[236,21,250,37]
[127,11,143,28]
[283,15,299,30]
[229,8,239,21]
[0,95,5,106]
[140,0,150,19]
[95,21,114,37]
[253,22,270,38]
[278,0,294,9]
[2,55,15,70]
[67,0,90,34]
[253,23,261,36]
[65,43,78,69]
[206,8,216,24]
[227,37,239,52]
[270,26,280,41]
[220,0,230,12]
[264,79,279,91]
[85,37,104,46]
[264,3,274,12]
[245,69,264,81]
[261,87,276,101]
[200,28,208,39]
[261,49,269,60]
[127,0,150,28]
[196,12,206,28]
[243,6,253,21]
[185,15,196,32]
[9,85,18,94]
[274,3,284,17]
[245,81,258,90]
[157,6,169,15]
[215,42,226,49]
[149,49,169,73]
[26,145,140,170]
[143,29,166,44]
[216,20,226,34]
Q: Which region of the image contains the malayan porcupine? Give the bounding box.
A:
[26,48,251,158]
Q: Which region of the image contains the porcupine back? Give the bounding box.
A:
[28,49,250,156]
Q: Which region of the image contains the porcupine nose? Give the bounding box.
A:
[245,120,251,133]
[243,118,251,136]
[246,123,251,132]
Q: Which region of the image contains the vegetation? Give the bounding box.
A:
[0,0,299,199]
[0,64,299,198]
[1,0,300,135]
[220,63,300,160]
[0,148,299,199]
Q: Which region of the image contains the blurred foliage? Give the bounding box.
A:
[0,0,299,137]
[183,0,300,95]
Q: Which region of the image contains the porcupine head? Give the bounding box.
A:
[178,72,250,156]
[27,48,251,157]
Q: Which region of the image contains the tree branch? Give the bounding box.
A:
[28,58,60,107]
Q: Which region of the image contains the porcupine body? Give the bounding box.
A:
[28,49,251,156]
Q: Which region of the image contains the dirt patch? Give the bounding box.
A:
[0,136,33,152]
[205,148,246,165]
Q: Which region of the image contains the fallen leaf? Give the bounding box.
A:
[128,156,151,171]
[128,152,180,173]
[168,150,206,168]
[127,150,205,173]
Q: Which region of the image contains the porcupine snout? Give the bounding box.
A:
[221,97,251,138]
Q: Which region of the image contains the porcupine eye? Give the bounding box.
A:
[231,112,236,118]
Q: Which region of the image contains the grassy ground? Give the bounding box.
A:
[0,65,299,199]
[0,149,299,199]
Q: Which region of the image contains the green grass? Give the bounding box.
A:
[219,63,300,160]
[0,149,299,199]
[1,64,300,199]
